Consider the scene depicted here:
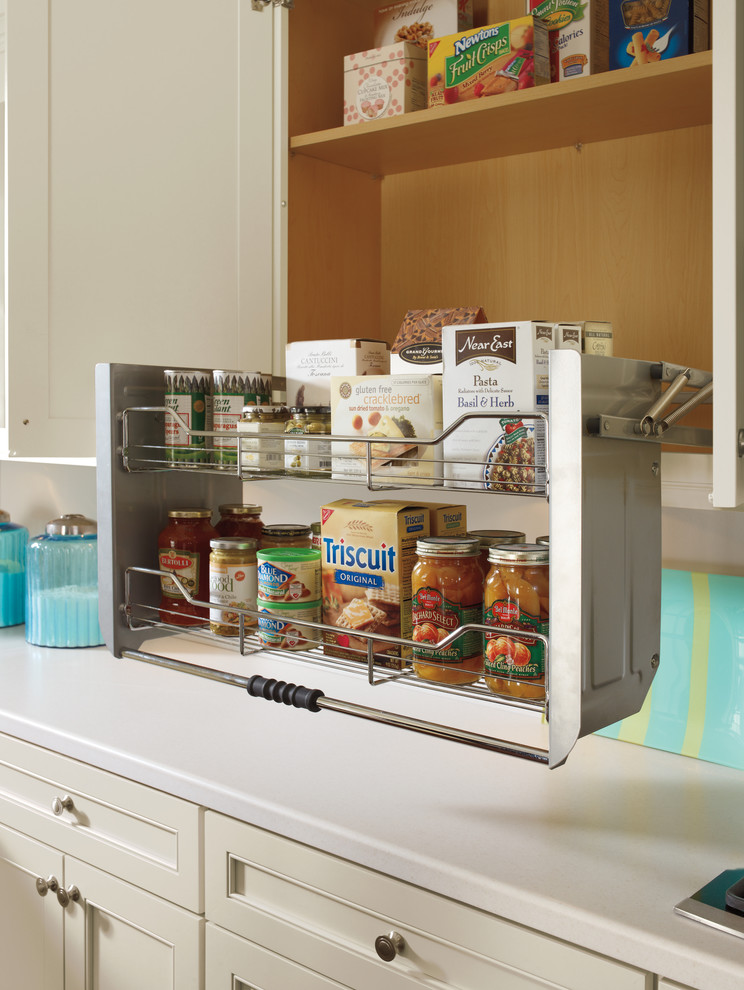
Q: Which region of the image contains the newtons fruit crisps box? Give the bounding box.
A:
[330,373,443,483]
[374,0,473,49]
[321,499,430,668]
[527,0,609,81]
[442,321,553,491]
[343,43,427,125]
[608,0,709,70]
[285,339,390,408]
[427,16,550,108]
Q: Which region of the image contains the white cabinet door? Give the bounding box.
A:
[5,0,278,459]
[0,822,64,990]
[712,0,744,506]
[64,856,203,990]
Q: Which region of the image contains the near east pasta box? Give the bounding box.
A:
[343,43,427,125]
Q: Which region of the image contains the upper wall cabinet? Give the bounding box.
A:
[4,0,282,459]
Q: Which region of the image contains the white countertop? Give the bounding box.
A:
[0,625,741,990]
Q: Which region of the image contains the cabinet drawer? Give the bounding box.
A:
[0,734,202,911]
[205,812,651,990]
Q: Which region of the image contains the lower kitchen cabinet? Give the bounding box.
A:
[204,811,653,990]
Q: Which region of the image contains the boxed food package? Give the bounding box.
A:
[427,16,550,108]
[391,307,488,374]
[608,0,709,70]
[320,499,430,668]
[425,502,468,535]
[441,321,553,490]
[285,339,390,408]
[582,320,614,356]
[330,374,444,483]
[343,44,427,125]
[527,0,609,81]
[374,0,474,49]
[555,322,582,351]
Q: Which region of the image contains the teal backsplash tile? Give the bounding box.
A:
[596,569,744,771]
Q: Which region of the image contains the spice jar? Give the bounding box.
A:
[238,406,288,475]
[285,407,331,478]
[158,509,217,626]
[483,544,549,700]
[411,536,484,685]
[215,504,263,543]
[469,529,526,576]
[209,537,258,636]
[260,524,313,550]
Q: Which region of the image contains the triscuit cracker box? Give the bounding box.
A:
[608,0,709,70]
[320,499,430,668]
[374,0,473,49]
[285,338,390,408]
[428,16,550,108]
[527,0,609,81]
[424,502,467,536]
[442,321,552,490]
[330,374,443,483]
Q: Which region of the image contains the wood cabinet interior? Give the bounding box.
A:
[288,1,712,397]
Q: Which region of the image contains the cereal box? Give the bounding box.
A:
[374,0,473,49]
[608,0,709,70]
[427,16,550,108]
[441,322,553,490]
[343,44,427,126]
[527,0,609,81]
[391,307,487,374]
[285,339,390,408]
[320,499,430,668]
[330,374,444,483]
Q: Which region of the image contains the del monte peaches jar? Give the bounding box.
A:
[483,544,549,700]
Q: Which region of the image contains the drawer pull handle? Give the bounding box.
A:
[375,931,405,962]
[51,794,74,816]
[35,875,59,897]
[57,884,80,908]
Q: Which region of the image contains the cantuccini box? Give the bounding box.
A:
[427,16,550,108]
[285,339,390,408]
[374,0,473,49]
[442,321,552,491]
[343,44,427,125]
[527,0,609,81]
[391,307,487,374]
[320,499,430,668]
[330,373,443,483]
[608,0,709,70]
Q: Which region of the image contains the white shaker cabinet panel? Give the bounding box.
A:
[5,0,278,458]
[0,822,64,990]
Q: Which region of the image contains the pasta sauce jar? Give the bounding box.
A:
[261,524,312,550]
[215,504,263,543]
[483,544,549,700]
[411,536,484,685]
[158,509,217,626]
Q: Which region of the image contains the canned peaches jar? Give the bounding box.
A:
[256,548,321,603]
[257,599,320,651]
[483,544,549,700]
[411,536,484,685]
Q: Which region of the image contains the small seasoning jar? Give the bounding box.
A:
[209,537,258,636]
[411,536,484,685]
[535,535,549,545]
[483,544,549,700]
[468,529,526,577]
[283,408,307,474]
[158,509,217,626]
[261,524,313,550]
[238,406,288,475]
[215,504,263,543]
[285,407,331,477]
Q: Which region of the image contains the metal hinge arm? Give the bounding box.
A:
[251,0,294,10]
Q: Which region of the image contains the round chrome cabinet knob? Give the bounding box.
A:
[35,875,59,897]
[374,931,405,962]
[57,884,80,908]
[51,794,74,816]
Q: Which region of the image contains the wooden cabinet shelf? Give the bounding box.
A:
[290,52,712,175]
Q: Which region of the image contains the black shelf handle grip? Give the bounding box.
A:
[246,675,324,713]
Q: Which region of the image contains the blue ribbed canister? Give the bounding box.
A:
[0,510,29,627]
[25,514,103,648]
